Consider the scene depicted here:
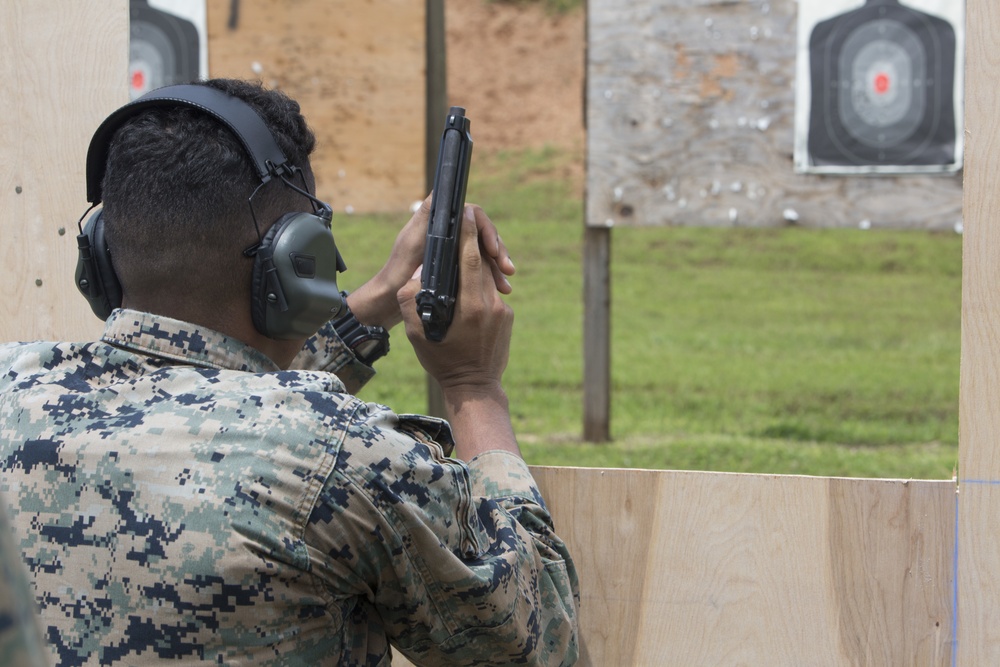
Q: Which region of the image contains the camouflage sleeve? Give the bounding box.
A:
[306,404,579,666]
[0,498,49,667]
[466,450,581,595]
[289,319,375,394]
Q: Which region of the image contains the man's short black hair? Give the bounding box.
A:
[100,78,318,308]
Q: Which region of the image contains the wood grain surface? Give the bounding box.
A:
[958,0,1000,664]
[0,1,127,343]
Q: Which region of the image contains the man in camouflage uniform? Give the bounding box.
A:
[0,78,579,665]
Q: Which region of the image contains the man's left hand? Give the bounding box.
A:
[345,195,515,330]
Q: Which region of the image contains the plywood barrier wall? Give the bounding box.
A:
[0,2,127,343]
[5,1,1000,666]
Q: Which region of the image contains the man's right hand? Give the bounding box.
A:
[397,205,519,461]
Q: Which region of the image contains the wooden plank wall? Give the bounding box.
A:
[586,0,964,229]
[958,0,1000,664]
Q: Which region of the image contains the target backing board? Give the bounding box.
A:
[129,0,208,100]
[793,0,964,174]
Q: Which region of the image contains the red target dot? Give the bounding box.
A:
[131,69,146,91]
[874,72,890,94]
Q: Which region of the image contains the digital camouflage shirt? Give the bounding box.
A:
[0,309,579,666]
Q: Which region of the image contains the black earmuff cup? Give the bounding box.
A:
[250,212,344,339]
[75,210,123,320]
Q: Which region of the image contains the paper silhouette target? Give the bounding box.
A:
[794,0,963,174]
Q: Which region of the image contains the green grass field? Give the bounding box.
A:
[334,147,963,480]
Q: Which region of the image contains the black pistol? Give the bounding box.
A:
[416,106,473,341]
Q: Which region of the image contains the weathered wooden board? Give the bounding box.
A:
[205,0,425,214]
[396,467,955,666]
[957,0,1000,664]
[0,1,127,343]
[586,0,963,229]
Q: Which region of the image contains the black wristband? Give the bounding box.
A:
[331,292,390,366]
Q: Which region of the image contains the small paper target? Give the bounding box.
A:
[129,0,200,100]
[806,0,956,168]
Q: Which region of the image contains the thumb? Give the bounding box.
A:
[397,265,423,306]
